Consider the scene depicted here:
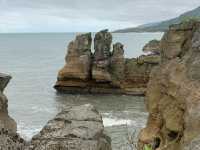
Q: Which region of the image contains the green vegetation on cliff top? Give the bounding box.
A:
[114,6,200,33]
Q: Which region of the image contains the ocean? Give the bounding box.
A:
[0,32,163,149]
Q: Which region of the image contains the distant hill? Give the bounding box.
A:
[114,6,200,33]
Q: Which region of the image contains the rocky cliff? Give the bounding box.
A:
[138,21,200,150]
[0,73,27,149]
[0,73,16,133]
[55,30,160,95]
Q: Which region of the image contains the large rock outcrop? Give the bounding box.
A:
[138,21,200,150]
[55,30,160,95]
[28,104,111,150]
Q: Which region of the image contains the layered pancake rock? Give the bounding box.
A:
[0,73,16,133]
[0,73,27,149]
[138,21,200,150]
[54,30,160,95]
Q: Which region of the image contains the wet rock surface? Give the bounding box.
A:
[55,30,160,95]
[138,21,200,150]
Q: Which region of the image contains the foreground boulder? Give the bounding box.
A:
[29,104,112,150]
[138,21,200,150]
[55,30,160,95]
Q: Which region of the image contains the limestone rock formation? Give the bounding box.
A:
[29,104,112,150]
[0,73,27,149]
[143,40,161,55]
[110,42,125,86]
[55,30,160,95]
[0,73,16,133]
[0,128,26,150]
[92,29,112,82]
[138,21,200,150]
[58,33,92,81]
[122,58,155,95]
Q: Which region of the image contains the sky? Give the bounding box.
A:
[0,0,200,33]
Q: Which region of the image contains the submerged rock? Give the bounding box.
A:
[55,30,160,95]
[138,21,200,150]
[29,104,112,150]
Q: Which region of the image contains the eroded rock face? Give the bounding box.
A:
[55,30,160,95]
[58,33,92,81]
[0,73,16,133]
[0,73,27,149]
[29,104,111,150]
[110,42,125,86]
[138,21,200,150]
[92,30,112,82]
[0,128,26,150]
[122,58,156,95]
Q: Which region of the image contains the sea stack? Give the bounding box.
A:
[138,21,200,150]
[54,30,160,95]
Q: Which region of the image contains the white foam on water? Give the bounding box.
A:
[31,105,55,113]
[103,117,135,127]
[17,121,43,140]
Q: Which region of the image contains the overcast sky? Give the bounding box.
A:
[0,0,200,32]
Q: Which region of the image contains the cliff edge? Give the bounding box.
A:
[138,21,200,150]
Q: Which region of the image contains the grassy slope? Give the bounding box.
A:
[114,6,200,33]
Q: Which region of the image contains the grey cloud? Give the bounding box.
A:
[0,0,200,32]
